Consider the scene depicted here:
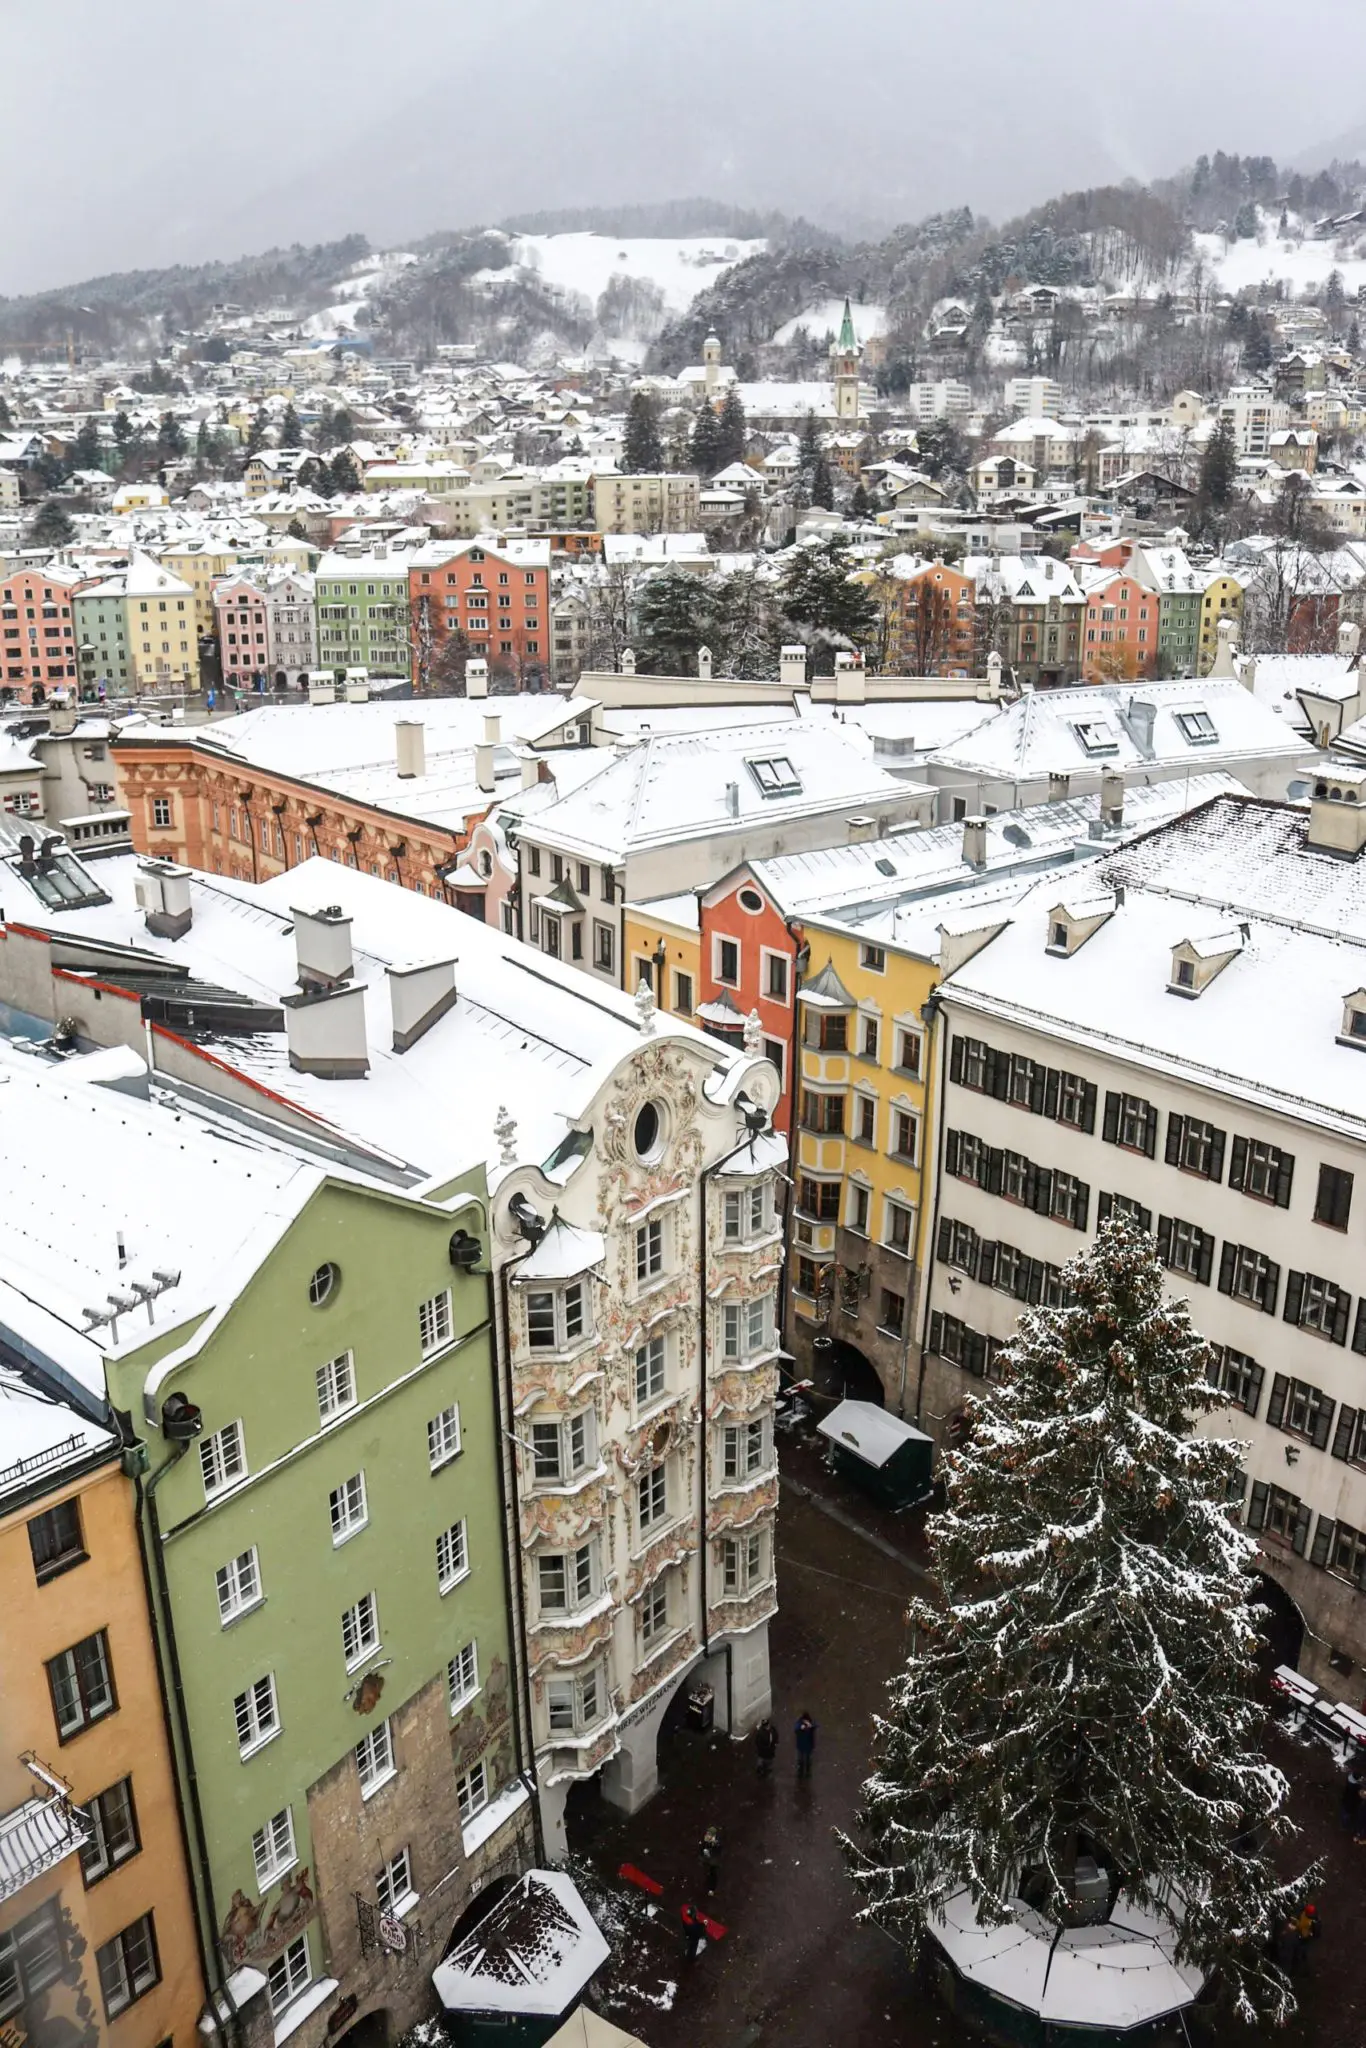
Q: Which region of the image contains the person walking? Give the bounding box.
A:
[679,1902,707,1964]
[754,1715,779,1777]
[795,1711,817,1779]
[699,1823,722,1895]
[1340,1767,1363,1832]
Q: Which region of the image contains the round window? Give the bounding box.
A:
[633,1101,664,1161]
[738,887,764,913]
[308,1261,340,1308]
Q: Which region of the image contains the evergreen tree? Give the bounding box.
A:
[1197,414,1238,513]
[851,482,872,518]
[843,1220,1314,2027]
[244,407,269,458]
[714,386,748,472]
[798,409,820,469]
[195,418,212,470]
[622,391,664,474]
[156,411,186,460]
[113,410,132,450]
[278,402,303,449]
[329,450,361,495]
[635,569,718,673]
[29,498,75,549]
[0,392,12,430]
[315,405,353,451]
[810,453,835,509]
[689,401,723,478]
[69,419,102,472]
[714,569,778,679]
[1234,201,1258,239]
[780,538,876,652]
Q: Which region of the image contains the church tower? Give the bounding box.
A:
[703,331,723,396]
[830,298,862,421]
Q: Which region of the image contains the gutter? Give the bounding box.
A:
[914,985,948,1427]
[492,1244,547,1863]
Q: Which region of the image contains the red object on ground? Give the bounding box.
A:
[698,1911,728,1941]
[619,1862,664,1896]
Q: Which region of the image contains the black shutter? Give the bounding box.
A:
[1218,1242,1237,1295]
[1354,1301,1366,1356]
[1228,1135,1248,1191]
[1142,1103,1159,1158]
[1031,1166,1053,1216]
[1275,1152,1295,1208]
[1196,1232,1214,1287]
[1209,1127,1226,1182]
[1247,1480,1270,1531]
[1137,1205,1153,1235]
[1266,1374,1290,1429]
[1260,1261,1281,1316]
[945,1129,962,1177]
[1081,1081,1098,1135]
[965,1230,982,1282]
[1027,1259,1046,1305]
[1043,1069,1061,1120]
[1333,1406,1358,1461]
[1283,1271,1305,1327]
[1313,1397,1336,1451]
[1029,1065,1046,1115]
[1332,1288,1351,1347]
[1247,1364,1265,1416]
[988,1048,1009,1101]
[929,1310,944,1355]
[1311,1516,1335,1569]
[949,1036,964,1085]
[978,1242,998,1287]
[1165,1114,1185,1167]
[1097,1191,1113,1225]
[937,1216,953,1264]
[1072,1181,1090,1230]
[986,1149,1004,1196]
[965,1330,987,1378]
[1155,1215,1174,1265]
[1103,1090,1121,1144]
[1292,1503,1311,1557]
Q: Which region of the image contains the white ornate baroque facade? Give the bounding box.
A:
[491,1018,783,1857]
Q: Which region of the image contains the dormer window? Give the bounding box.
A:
[1169,928,1243,996]
[1174,958,1195,989]
[1175,709,1217,745]
[1338,990,1366,1049]
[746,756,802,797]
[1050,920,1068,952]
[1046,894,1114,957]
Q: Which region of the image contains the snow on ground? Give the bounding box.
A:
[504,232,765,315]
[1193,210,1366,298]
[772,299,887,346]
[303,251,417,338]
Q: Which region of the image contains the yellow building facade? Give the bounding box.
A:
[1198,573,1245,674]
[125,559,200,694]
[790,918,940,1413]
[623,896,702,1021]
[155,543,238,638]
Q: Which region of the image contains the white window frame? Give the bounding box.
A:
[199,1420,247,1502]
[427,1403,462,1470]
[315,1350,356,1425]
[341,1591,380,1671]
[448,1642,480,1714]
[722,1293,774,1360]
[355,1717,395,1798]
[546,1663,604,1736]
[419,1288,454,1357]
[537,1541,597,1617]
[525,1280,588,1351]
[530,1410,594,1486]
[267,1933,311,2017]
[713,934,740,987]
[722,1528,767,1596]
[722,1416,768,1483]
[760,947,790,1004]
[329,1471,368,1545]
[215,1546,262,1624]
[633,1333,668,1411]
[456,1760,488,1826]
[436,1519,470,1593]
[723,1181,771,1243]
[635,1215,665,1286]
[639,1575,671,1649]
[234,1673,280,1759]
[376,1845,416,1917]
[637,1459,669,1534]
[252,1807,296,1891]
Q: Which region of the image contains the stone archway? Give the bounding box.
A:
[812,1334,885,1408]
[330,2009,389,2048]
[1254,1569,1305,1673]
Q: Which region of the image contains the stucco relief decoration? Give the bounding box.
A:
[527,1604,615,1676]
[625,1627,697,1704]
[709,1585,778,1637]
[709,1478,778,1534]
[706,1366,776,1419]
[519,1479,607,1549]
[220,1865,318,1972]
[452,1656,512,1773]
[623,1523,695,1603]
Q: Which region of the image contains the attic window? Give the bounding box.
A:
[875,857,896,877]
[1049,920,1069,952]
[1174,958,1195,989]
[1175,709,1217,745]
[746,756,802,797]
[1338,994,1366,1050]
[1072,720,1120,757]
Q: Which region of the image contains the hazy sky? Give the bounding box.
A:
[4,0,1366,297]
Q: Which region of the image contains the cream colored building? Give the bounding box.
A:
[156,540,238,636]
[591,472,701,535]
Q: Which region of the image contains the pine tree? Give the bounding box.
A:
[279,402,303,449]
[798,409,820,469]
[714,386,748,471]
[780,537,876,649]
[843,1219,1314,2027]
[245,407,269,458]
[1198,414,1238,513]
[0,392,12,430]
[329,450,361,495]
[635,569,718,673]
[69,419,102,472]
[29,499,75,549]
[156,412,186,461]
[622,391,663,474]
[810,453,835,509]
[851,481,872,518]
[689,401,723,478]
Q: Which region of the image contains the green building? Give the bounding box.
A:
[75,573,133,695]
[315,554,409,679]
[1132,544,1204,680]
[10,1048,531,2048]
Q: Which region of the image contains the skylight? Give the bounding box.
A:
[1071,720,1120,757]
[746,756,803,797]
[1175,709,1217,745]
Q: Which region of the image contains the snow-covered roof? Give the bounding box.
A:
[0,1364,117,1504]
[817,1399,931,1469]
[432,1869,609,2017]
[933,1886,1202,2029]
[513,1219,606,1282]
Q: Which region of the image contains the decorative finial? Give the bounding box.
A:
[743,1007,763,1054]
[494,1104,517,1165]
[635,978,657,1034]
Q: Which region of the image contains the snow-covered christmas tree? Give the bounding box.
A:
[844,1218,1316,2025]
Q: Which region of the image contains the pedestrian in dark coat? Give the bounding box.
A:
[680,1903,707,1963]
[754,1716,779,1776]
[795,1711,817,1778]
[1340,1768,1363,1831]
[700,1824,722,1894]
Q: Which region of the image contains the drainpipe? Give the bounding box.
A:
[492,1248,547,1864]
[136,1444,241,2042]
[914,986,948,1426]
[780,919,806,1366]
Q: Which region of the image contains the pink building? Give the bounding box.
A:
[213,576,270,691]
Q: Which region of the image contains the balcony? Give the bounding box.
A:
[1,1757,92,1902]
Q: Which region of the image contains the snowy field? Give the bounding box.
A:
[302,251,417,337]
[772,298,887,345]
[504,232,765,314]
[1193,211,1366,298]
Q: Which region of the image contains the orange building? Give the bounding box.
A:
[408,536,551,687]
[1,566,84,703]
[0,1395,205,2047]
[892,561,977,676]
[1081,568,1158,683]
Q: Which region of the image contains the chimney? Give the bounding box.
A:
[292,903,355,990]
[476,713,500,795]
[620,647,636,675]
[846,814,876,843]
[465,657,489,698]
[1339,620,1362,661]
[697,644,713,681]
[725,780,740,818]
[962,815,988,868]
[520,754,542,790]
[395,719,426,779]
[386,957,457,1051]
[1208,615,1240,679]
[1307,767,1366,856]
[1100,767,1124,832]
[1048,771,1070,803]
[779,644,807,689]
[308,674,337,705]
[134,857,193,939]
[345,673,370,702]
[283,980,370,1078]
[834,650,866,704]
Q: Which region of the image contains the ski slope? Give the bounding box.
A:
[501,232,765,314]
[1193,210,1366,298]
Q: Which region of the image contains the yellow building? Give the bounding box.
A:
[124,554,200,694]
[155,541,238,637]
[0,1392,205,2046]
[1198,571,1245,674]
[791,920,939,1412]
[623,894,702,1020]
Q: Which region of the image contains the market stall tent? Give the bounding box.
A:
[432,1870,611,2046]
[816,1398,933,1509]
